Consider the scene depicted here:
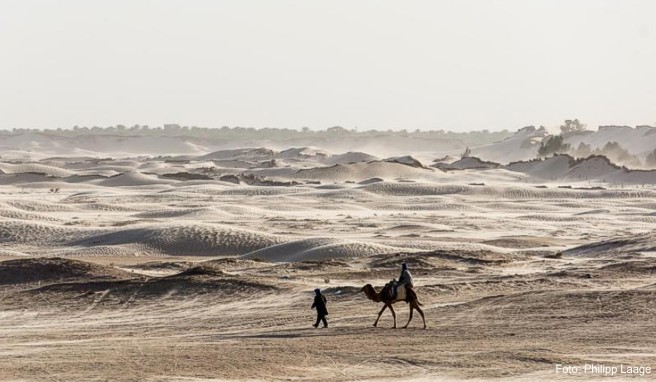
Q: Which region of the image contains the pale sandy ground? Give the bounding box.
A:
[1,152,656,381]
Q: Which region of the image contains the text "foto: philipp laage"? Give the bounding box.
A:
[556,364,652,377]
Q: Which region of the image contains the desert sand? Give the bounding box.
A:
[1,143,656,381]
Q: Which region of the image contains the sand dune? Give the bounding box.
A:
[97,171,177,187]
[241,237,405,262]
[0,205,64,222]
[294,161,436,182]
[448,288,656,322]
[597,259,656,277]
[564,232,656,257]
[52,245,151,258]
[567,125,656,159]
[472,126,548,163]
[433,156,501,170]
[0,162,76,177]
[383,155,426,168]
[0,221,98,244]
[567,158,656,184]
[505,155,574,179]
[200,147,276,161]
[361,182,470,196]
[357,177,384,185]
[131,207,229,219]
[363,178,656,200]
[73,224,284,256]
[0,173,58,185]
[0,257,133,285]
[324,151,379,165]
[506,154,656,184]
[275,146,330,161]
[6,199,79,213]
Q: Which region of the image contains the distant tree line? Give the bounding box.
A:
[0,124,512,146]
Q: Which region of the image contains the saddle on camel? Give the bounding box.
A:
[360,262,427,329]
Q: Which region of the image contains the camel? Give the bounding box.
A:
[361,283,427,329]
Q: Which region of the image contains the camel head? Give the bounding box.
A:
[361,284,382,303]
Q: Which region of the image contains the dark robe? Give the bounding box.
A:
[311,293,328,316]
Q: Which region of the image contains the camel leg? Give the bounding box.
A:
[373,304,388,327]
[403,305,414,328]
[389,304,397,328]
[415,304,427,329]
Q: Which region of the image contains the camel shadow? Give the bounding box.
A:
[216,325,429,341]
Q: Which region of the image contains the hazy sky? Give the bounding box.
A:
[1,1,655,131]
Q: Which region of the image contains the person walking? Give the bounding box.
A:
[311,288,328,328]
